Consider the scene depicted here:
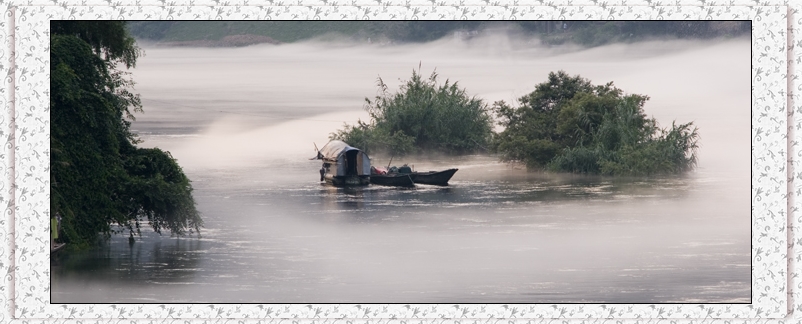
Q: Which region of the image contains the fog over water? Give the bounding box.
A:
[52,33,751,303]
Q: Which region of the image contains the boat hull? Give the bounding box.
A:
[410,168,458,186]
[370,174,415,187]
[324,174,370,186]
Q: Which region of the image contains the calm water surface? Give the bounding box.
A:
[52,35,751,303]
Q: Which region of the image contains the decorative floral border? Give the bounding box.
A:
[0,1,791,322]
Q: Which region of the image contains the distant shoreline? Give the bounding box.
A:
[153,34,280,47]
[128,21,751,49]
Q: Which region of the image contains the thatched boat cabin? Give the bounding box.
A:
[315,140,371,186]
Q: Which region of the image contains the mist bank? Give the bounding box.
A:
[128,21,750,48]
[131,35,748,178]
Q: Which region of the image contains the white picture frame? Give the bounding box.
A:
[2,1,792,322]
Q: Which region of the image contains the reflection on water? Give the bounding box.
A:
[52,156,749,304]
[52,36,750,304]
[53,235,203,283]
[316,176,690,213]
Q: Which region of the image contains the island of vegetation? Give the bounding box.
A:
[51,21,201,249]
[493,71,698,175]
[332,69,698,176]
[331,69,493,156]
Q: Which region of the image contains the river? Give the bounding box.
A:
[51,33,751,303]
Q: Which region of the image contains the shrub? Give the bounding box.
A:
[494,71,699,176]
[332,68,493,156]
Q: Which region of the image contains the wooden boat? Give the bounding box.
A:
[370,173,415,187]
[51,243,67,255]
[410,168,458,186]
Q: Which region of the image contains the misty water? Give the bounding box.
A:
[51,34,751,303]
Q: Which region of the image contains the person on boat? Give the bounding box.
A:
[320,163,330,181]
[398,164,412,174]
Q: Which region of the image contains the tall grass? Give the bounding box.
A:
[332,68,493,156]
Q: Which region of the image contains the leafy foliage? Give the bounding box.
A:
[331,68,493,156]
[493,71,698,176]
[51,21,201,249]
[52,21,141,68]
[121,148,201,236]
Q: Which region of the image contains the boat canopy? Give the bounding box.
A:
[319,140,354,161]
[318,140,371,176]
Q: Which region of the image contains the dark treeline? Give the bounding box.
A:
[51,21,202,249]
[127,21,749,47]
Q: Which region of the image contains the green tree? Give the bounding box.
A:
[51,21,201,249]
[493,71,698,175]
[331,68,493,156]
